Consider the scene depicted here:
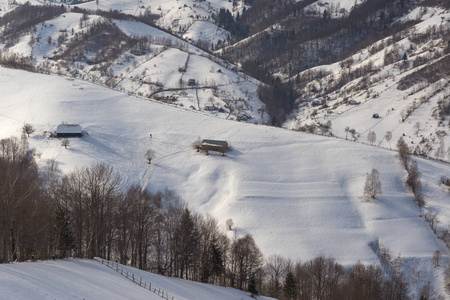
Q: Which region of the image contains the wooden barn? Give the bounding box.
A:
[199,139,229,155]
[56,124,82,137]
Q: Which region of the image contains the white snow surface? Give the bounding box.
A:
[0,259,272,300]
[1,67,450,297]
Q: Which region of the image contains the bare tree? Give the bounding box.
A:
[414,122,421,136]
[367,131,377,145]
[22,123,35,137]
[433,250,441,267]
[226,218,234,231]
[364,168,382,200]
[419,281,439,300]
[265,254,287,298]
[397,137,410,169]
[61,139,70,149]
[349,128,357,140]
[425,211,438,231]
[145,149,154,164]
[406,160,424,207]
[435,139,446,159]
[230,234,263,290]
[192,137,202,152]
[385,131,392,149]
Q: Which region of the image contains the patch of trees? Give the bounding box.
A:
[397,137,425,207]
[256,80,296,125]
[261,255,413,300]
[0,52,35,72]
[0,3,66,43]
[215,8,249,39]
[0,136,263,291]
[54,19,136,72]
[397,55,450,91]
[437,96,450,119]
[238,0,316,36]
[223,0,418,81]
[421,0,450,9]
[70,5,159,25]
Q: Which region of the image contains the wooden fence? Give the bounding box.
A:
[94,257,175,300]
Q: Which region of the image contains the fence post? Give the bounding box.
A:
[132,274,134,282]
[149,283,151,291]
[140,277,142,286]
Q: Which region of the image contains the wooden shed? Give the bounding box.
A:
[199,139,229,155]
[56,124,82,137]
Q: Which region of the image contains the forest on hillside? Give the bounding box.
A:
[219,0,450,123]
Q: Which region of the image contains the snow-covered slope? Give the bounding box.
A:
[0,6,268,124]
[285,6,450,163]
[0,259,272,300]
[1,66,450,297]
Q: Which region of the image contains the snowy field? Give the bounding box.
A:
[0,259,272,300]
[1,67,449,296]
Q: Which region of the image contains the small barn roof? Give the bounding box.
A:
[201,139,228,147]
[57,124,82,134]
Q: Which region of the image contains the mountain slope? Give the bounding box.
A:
[1,66,449,297]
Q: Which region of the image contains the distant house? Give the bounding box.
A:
[56,124,82,137]
[204,104,217,111]
[199,139,229,155]
[311,100,321,107]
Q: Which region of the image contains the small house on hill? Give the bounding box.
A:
[199,139,229,155]
[56,124,82,137]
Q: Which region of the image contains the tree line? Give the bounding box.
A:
[1,134,435,298]
[0,135,262,291]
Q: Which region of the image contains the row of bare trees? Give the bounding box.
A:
[261,254,423,300]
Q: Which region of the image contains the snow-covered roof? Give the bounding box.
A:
[56,124,82,134]
[201,139,228,147]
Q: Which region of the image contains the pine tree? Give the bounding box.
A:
[248,276,259,297]
[55,207,75,258]
[284,271,297,300]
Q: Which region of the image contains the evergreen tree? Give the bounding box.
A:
[55,207,75,258]
[248,276,259,297]
[284,271,297,300]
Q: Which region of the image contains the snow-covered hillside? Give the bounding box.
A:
[0,5,268,124]
[0,258,272,300]
[1,66,450,297]
[285,6,450,163]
